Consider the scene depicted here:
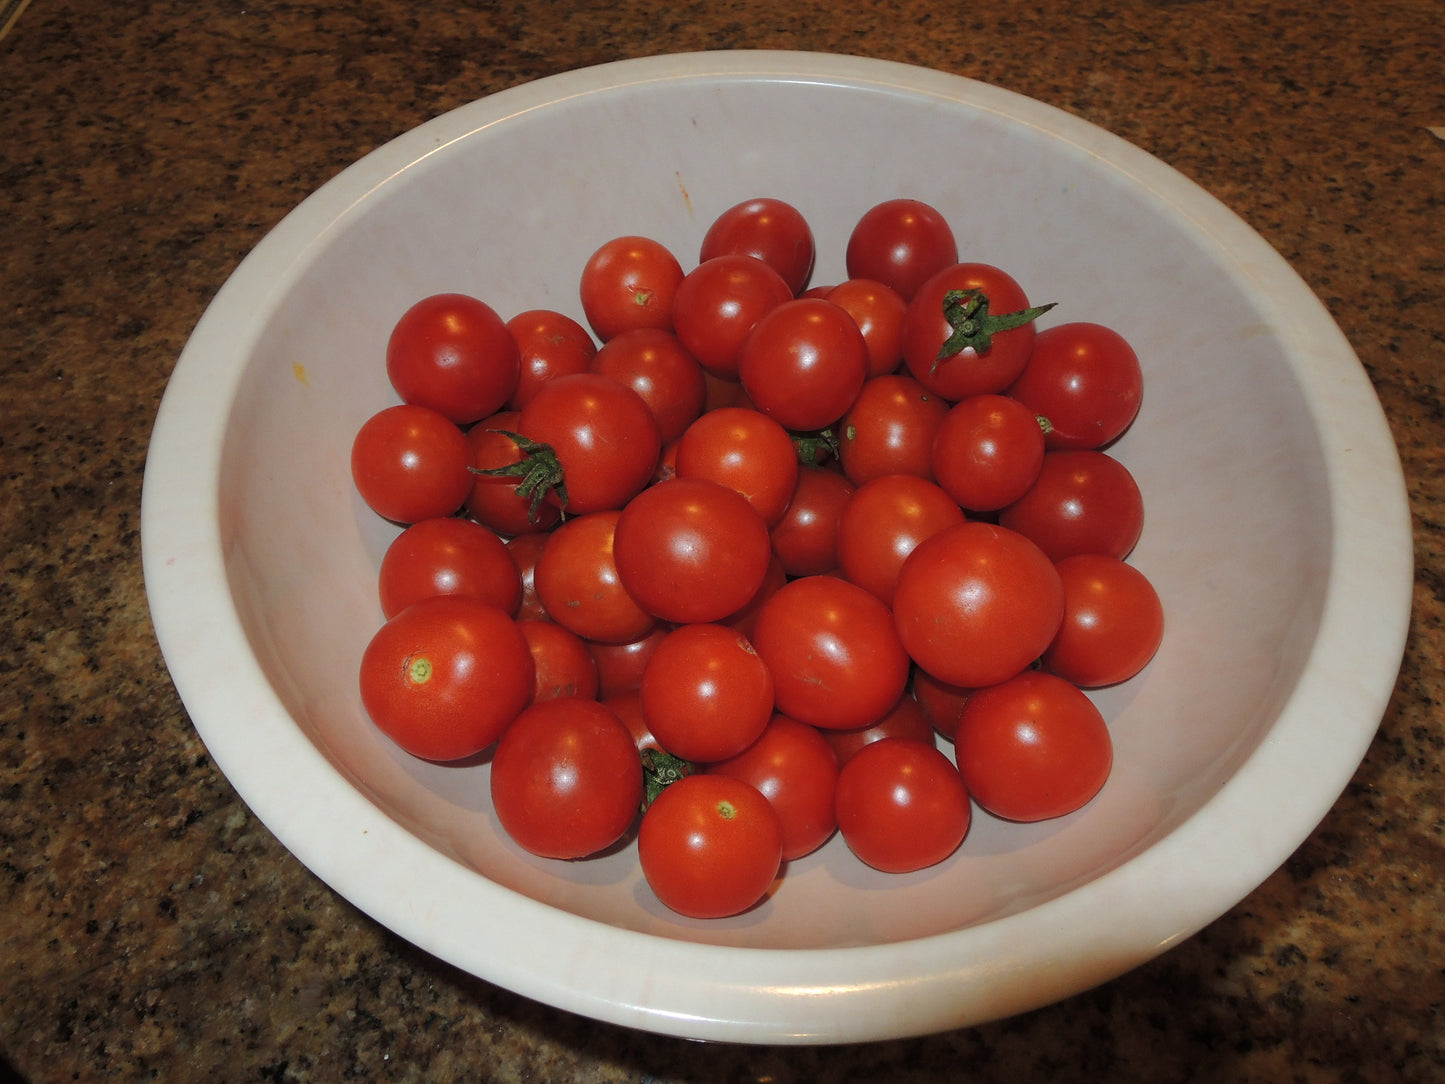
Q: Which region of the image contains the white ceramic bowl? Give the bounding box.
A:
[141,51,1412,1043]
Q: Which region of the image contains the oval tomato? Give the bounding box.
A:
[386,293,520,425]
[1043,554,1164,687]
[709,713,839,860]
[640,623,775,763]
[737,298,869,431]
[351,403,473,525]
[699,197,816,295]
[377,516,521,619]
[578,234,684,341]
[1008,321,1143,450]
[834,737,970,872]
[844,199,958,301]
[998,449,1144,562]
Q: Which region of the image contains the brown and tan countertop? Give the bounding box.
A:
[3,0,1442,1079]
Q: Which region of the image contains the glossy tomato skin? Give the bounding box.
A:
[533,511,658,644]
[999,450,1144,562]
[638,774,783,919]
[505,308,597,411]
[769,466,855,578]
[386,293,520,425]
[699,197,816,296]
[377,516,522,620]
[517,618,601,703]
[954,670,1112,822]
[579,235,684,341]
[589,328,707,445]
[465,411,562,535]
[821,693,935,766]
[640,623,775,763]
[931,393,1046,512]
[901,263,1042,401]
[489,697,642,859]
[834,737,970,873]
[613,476,773,625]
[351,404,474,525]
[893,521,1065,689]
[517,372,662,516]
[911,668,973,741]
[826,278,908,377]
[845,199,958,301]
[836,473,966,607]
[709,713,840,860]
[588,624,671,699]
[751,575,911,731]
[672,254,794,379]
[674,406,799,527]
[504,531,550,621]
[1009,322,1143,450]
[737,298,869,431]
[838,373,949,486]
[1043,554,1164,687]
[358,596,533,761]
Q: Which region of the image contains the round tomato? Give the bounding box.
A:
[836,473,966,607]
[1043,554,1164,687]
[505,308,597,411]
[751,575,910,731]
[533,511,658,644]
[901,263,1052,401]
[489,697,641,859]
[517,618,601,702]
[672,254,794,379]
[720,554,787,642]
[892,521,1064,689]
[954,670,1112,822]
[911,668,972,741]
[386,293,520,425]
[769,466,855,578]
[588,624,672,699]
[699,197,816,295]
[579,234,684,341]
[674,406,799,527]
[613,476,773,625]
[589,327,707,445]
[737,298,869,431]
[358,596,533,761]
[640,624,775,763]
[602,688,659,754]
[833,737,970,873]
[844,199,958,301]
[821,693,935,766]
[709,713,839,860]
[638,774,783,919]
[464,411,562,535]
[504,531,550,621]
[998,449,1144,562]
[377,516,521,620]
[825,278,908,377]
[837,373,950,486]
[1008,322,1143,450]
[351,403,473,525]
[931,393,1046,512]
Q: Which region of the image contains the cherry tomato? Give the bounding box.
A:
[386,293,520,425]
[720,555,787,642]
[613,476,773,625]
[489,697,642,858]
[640,624,775,763]
[844,199,958,301]
[892,521,1064,689]
[931,393,1046,512]
[737,298,869,431]
[602,688,659,754]
[825,278,908,377]
[836,473,966,607]
[1008,322,1143,450]
[533,511,658,644]
[954,670,1112,822]
[821,693,935,766]
[709,713,840,860]
[377,516,521,620]
[671,254,794,379]
[518,618,601,702]
[1043,554,1164,687]
[751,575,911,731]
[358,596,533,761]
[504,531,550,621]
[901,263,1049,401]
[674,406,799,527]
[837,373,949,486]
[505,308,597,411]
[514,372,662,516]
[579,235,684,341]
[998,449,1144,562]
[833,737,970,873]
[699,197,815,295]
[589,624,672,699]
[351,403,473,525]
[638,774,783,919]
[911,668,972,741]
[769,466,855,578]
[589,328,707,445]
[465,411,562,535]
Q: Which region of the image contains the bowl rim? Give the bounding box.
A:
[140,49,1414,1043]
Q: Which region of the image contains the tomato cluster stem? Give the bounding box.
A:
[470,430,568,522]
[933,289,1056,370]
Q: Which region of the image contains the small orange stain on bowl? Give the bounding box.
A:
[293,362,311,386]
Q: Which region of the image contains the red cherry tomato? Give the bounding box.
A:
[999,450,1144,562]
[589,328,707,445]
[672,254,794,379]
[351,403,473,525]
[911,668,973,741]
[769,466,856,578]
[954,670,1112,822]
[377,516,521,620]
[386,293,520,425]
[490,697,641,858]
[837,373,950,486]
[821,693,935,766]
[640,623,775,763]
[504,531,549,621]
[465,411,562,535]
[358,596,533,761]
[826,278,908,377]
[1009,322,1143,450]
[1043,554,1165,687]
[579,235,684,342]
[518,618,601,702]
[931,393,1046,512]
[674,406,799,528]
[589,624,672,699]
[699,197,816,296]
[533,511,658,644]
[836,473,966,607]
[638,774,783,919]
[738,298,869,431]
[844,199,958,301]
[834,737,970,872]
[504,308,597,411]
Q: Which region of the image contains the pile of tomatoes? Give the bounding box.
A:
[349,197,1164,920]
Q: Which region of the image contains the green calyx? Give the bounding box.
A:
[640,747,694,811]
[469,430,567,522]
[933,289,1057,371]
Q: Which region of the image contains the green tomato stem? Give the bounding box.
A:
[933,289,1057,371]
[469,429,568,522]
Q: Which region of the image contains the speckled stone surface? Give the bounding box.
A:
[2,0,1442,1080]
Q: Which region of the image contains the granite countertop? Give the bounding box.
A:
[3,0,1442,1079]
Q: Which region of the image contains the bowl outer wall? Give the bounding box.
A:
[140,51,1413,1043]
